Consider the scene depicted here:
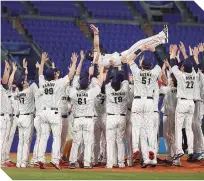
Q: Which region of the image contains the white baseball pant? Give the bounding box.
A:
[106,114,126,168]
[131,98,154,164]
[192,101,204,153]
[102,30,167,67]
[38,109,62,165]
[31,115,41,164]
[60,116,69,157]
[163,113,178,162]
[125,110,133,166]
[17,114,34,166]
[148,111,160,164]
[99,131,107,163]
[5,115,18,162]
[69,117,94,167]
[175,99,195,155]
[0,114,9,165]
[92,114,106,165]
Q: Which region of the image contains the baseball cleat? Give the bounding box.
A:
[133,150,140,160]
[141,162,148,168]
[113,164,119,168]
[69,162,76,169]
[21,163,27,168]
[3,161,15,167]
[16,163,21,168]
[84,165,93,169]
[150,164,156,168]
[34,162,40,166]
[192,152,204,161]
[162,25,168,43]
[39,161,46,169]
[118,163,125,168]
[8,161,16,166]
[172,153,184,161]
[149,151,155,160]
[50,161,61,170]
[171,162,181,167]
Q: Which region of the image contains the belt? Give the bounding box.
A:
[20,113,32,115]
[74,116,93,119]
[134,96,153,99]
[108,113,126,116]
[181,98,187,100]
[62,115,68,118]
[0,113,4,116]
[9,114,16,117]
[44,108,58,111]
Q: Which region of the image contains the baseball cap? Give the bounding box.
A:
[142,57,152,69]
[45,68,55,81]
[182,60,192,73]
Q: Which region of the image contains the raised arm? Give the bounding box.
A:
[121,56,128,81]
[68,52,78,80]
[146,45,163,67]
[2,60,11,85]
[170,45,178,67]
[90,24,100,52]
[39,52,49,76]
[179,41,188,60]
[97,63,104,87]
[8,62,17,89]
[22,58,28,82]
[105,60,114,84]
[76,50,85,76]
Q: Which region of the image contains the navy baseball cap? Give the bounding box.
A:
[182,60,192,73]
[142,57,152,69]
[45,68,55,81]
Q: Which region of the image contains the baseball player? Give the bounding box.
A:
[190,45,204,161]
[125,74,134,167]
[37,52,76,170]
[88,24,168,67]
[170,44,198,161]
[68,60,104,169]
[105,56,129,168]
[128,45,162,168]
[15,60,38,168]
[4,82,19,167]
[161,61,180,166]
[0,60,11,167]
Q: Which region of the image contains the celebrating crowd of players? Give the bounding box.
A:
[0,24,204,170]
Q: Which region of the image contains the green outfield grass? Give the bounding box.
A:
[2,168,204,180]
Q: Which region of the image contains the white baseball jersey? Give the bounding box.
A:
[94,93,106,116]
[39,75,70,108]
[153,82,159,112]
[162,86,177,116]
[67,79,101,117]
[59,86,69,116]
[6,90,14,114]
[34,88,44,116]
[127,84,134,110]
[0,84,8,114]
[11,88,19,115]
[194,70,203,101]
[171,66,198,100]
[130,63,161,97]
[105,80,129,115]
[200,71,204,100]
[17,83,38,114]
